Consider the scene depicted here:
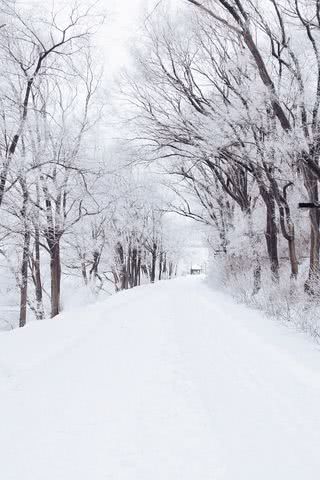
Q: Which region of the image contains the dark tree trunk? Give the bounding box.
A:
[288,238,298,280]
[259,187,279,282]
[278,205,298,281]
[163,253,167,278]
[90,250,100,282]
[268,178,298,281]
[116,242,128,290]
[303,166,320,293]
[278,198,299,281]
[158,251,163,281]
[150,243,157,283]
[112,269,120,292]
[252,264,262,295]
[19,179,30,328]
[245,210,261,296]
[50,241,61,318]
[131,247,138,286]
[19,225,30,328]
[127,246,133,288]
[137,252,141,286]
[141,264,148,278]
[81,255,88,286]
[34,226,44,319]
[265,199,279,282]
[168,261,174,279]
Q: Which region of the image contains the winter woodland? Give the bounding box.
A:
[0,0,185,329]
[1,0,320,338]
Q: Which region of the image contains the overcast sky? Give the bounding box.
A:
[22,0,158,75]
[101,0,156,76]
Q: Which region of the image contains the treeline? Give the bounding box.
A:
[0,1,180,329]
[124,0,320,297]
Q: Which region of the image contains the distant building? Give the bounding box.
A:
[190,264,202,275]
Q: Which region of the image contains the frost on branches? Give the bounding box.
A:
[122,0,320,339]
[0,1,182,329]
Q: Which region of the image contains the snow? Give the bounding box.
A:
[1,276,320,479]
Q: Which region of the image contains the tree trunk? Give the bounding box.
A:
[168,261,174,279]
[137,251,141,286]
[112,269,120,292]
[288,237,298,280]
[50,241,61,318]
[81,254,88,286]
[246,211,262,295]
[132,247,138,286]
[259,187,280,282]
[278,205,298,281]
[303,166,320,293]
[19,225,30,328]
[126,248,132,288]
[306,209,320,292]
[116,242,128,290]
[268,178,298,281]
[32,180,44,320]
[252,263,262,296]
[34,226,44,319]
[126,246,134,288]
[163,253,167,278]
[19,177,30,328]
[150,243,157,283]
[90,250,100,283]
[265,199,279,282]
[158,251,163,281]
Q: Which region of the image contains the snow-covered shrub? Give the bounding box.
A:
[209,252,320,343]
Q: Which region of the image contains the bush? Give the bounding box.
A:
[209,255,320,343]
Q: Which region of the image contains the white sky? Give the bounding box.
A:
[23,0,161,75]
[100,0,157,76]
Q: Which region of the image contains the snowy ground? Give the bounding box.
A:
[1,276,320,479]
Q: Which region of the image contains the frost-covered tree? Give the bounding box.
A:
[122,0,320,297]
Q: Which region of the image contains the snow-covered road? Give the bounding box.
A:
[1,276,320,479]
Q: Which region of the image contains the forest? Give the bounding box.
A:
[0,0,184,329]
[1,0,320,339]
[2,3,320,478]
